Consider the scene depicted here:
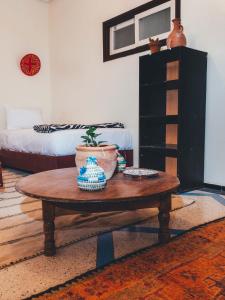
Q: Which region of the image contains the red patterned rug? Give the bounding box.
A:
[30,218,225,300]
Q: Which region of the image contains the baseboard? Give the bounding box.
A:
[204,183,225,192]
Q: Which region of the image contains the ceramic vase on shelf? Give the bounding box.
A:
[77,156,107,191]
[167,18,187,49]
[149,38,161,54]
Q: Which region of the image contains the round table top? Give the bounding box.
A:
[16,168,180,204]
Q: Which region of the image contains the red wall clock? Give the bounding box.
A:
[20,54,41,76]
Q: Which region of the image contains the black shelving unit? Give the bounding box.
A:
[139,47,207,191]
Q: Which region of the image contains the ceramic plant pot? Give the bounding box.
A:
[75,145,117,180]
[149,38,161,54]
[77,156,107,191]
[167,18,187,49]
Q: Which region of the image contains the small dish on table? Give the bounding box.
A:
[123,167,159,178]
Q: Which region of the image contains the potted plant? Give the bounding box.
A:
[75,127,117,180]
[149,37,161,54]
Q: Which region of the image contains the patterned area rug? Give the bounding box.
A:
[0,169,225,299]
[0,168,191,269]
[33,217,225,300]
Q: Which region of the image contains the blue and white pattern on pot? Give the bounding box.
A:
[77,156,107,191]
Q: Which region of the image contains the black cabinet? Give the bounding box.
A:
[139,47,207,191]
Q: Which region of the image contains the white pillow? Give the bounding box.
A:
[6,107,43,129]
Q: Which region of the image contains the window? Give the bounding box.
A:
[137,5,171,43]
[103,0,180,62]
[110,19,135,54]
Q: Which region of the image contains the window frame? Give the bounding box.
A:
[110,18,135,55]
[103,0,180,62]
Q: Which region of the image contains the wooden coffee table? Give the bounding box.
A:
[16,168,180,256]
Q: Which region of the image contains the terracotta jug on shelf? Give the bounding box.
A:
[167,18,187,49]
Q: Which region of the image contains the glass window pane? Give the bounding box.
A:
[139,8,171,40]
[114,24,135,50]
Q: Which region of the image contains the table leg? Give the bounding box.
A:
[0,163,3,187]
[42,201,56,256]
[158,194,171,244]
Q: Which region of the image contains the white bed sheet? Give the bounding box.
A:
[0,128,132,156]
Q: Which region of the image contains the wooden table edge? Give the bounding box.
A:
[15,184,180,205]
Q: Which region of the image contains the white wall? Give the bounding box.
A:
[49,0,225,186]
[182,0,225,186]
[49,0,149,167]
[0,0,51,129]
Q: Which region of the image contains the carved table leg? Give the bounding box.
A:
[158,194,171,244]
[0,162,3,187]
[42,201,56,256]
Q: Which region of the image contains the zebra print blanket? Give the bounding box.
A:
[33,122,124,133]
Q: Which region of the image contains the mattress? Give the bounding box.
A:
[0,128,132,156]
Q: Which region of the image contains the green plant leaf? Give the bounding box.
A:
[81,127,107,147]
[97,141,107,145]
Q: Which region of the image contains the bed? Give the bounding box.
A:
[0,128,133,173]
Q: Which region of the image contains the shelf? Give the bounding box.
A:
[140,48,207,191]
[140,80,179,90]
[165,80,179,90]
[167,61,179,81]
[140,115,178,124]
[140,144,177,157]
[140,144,177,150]
[166,157,177,176]
[166,124,178,145]
[166,90,178,115]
